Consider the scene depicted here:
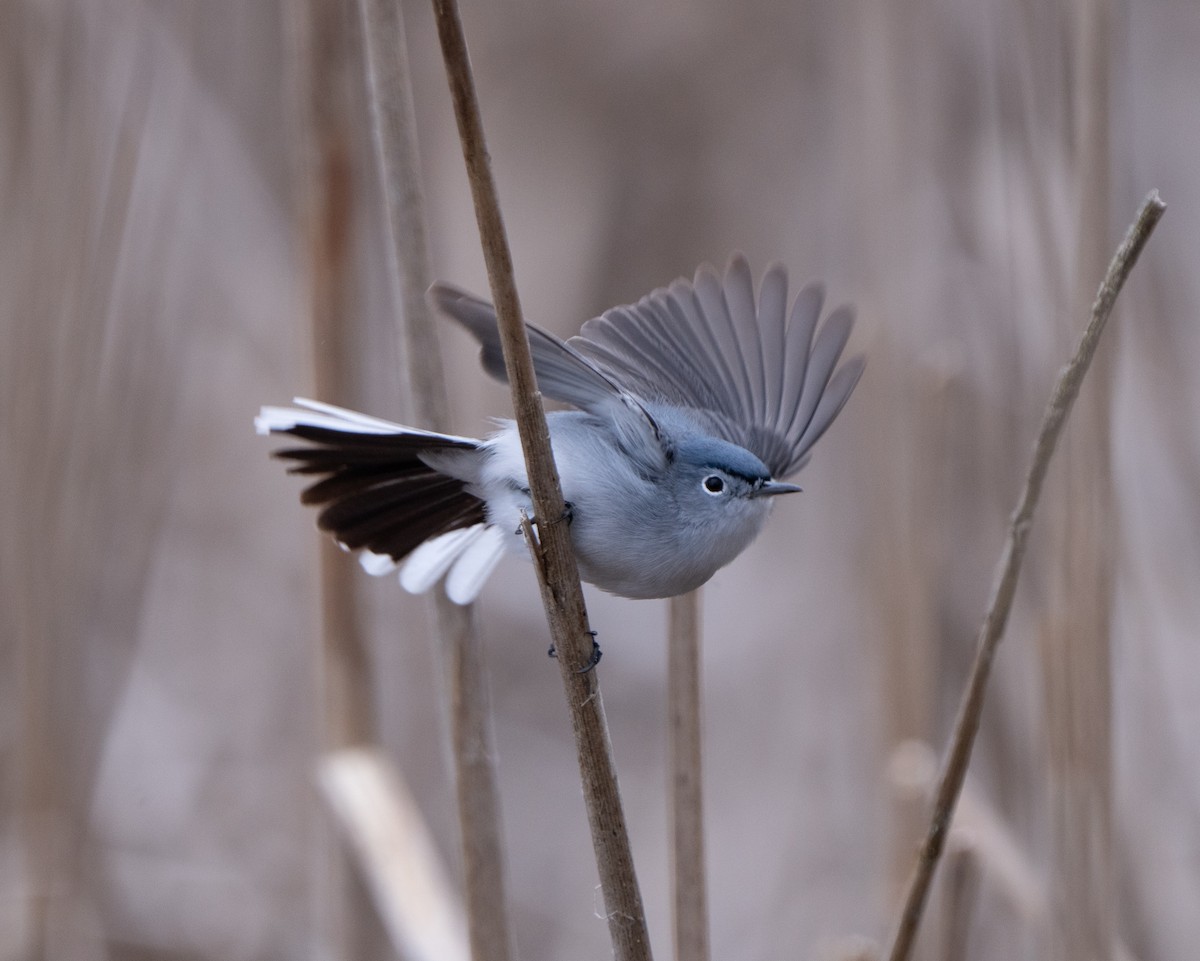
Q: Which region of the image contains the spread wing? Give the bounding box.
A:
[431,256,864,480]
[571,255,865,478]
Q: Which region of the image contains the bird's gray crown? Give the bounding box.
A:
[675,435,771,482]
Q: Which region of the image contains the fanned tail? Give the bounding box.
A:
[257,400,495,601]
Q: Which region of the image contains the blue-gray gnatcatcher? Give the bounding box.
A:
[256,255,864,604]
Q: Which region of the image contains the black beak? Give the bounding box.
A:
[752,480,803,498]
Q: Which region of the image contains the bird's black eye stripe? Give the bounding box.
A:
[703,475,725,494]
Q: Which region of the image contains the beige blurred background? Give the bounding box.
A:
[3,0,1198,959]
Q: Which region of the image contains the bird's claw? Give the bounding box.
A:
[520,501,575,537]
[578,636,602,674]
[547,631,602,673]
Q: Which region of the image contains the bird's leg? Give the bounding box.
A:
[547,630,601,673]
[513,499,573,535]
[578,634,602,673]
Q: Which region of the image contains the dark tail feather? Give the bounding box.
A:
[266,420,487,563]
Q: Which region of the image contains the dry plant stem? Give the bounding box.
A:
[357,0,450,412]
[292,0,376,751]
[1046,4,1116,959]
[430,1,652,957]
[441,605,513,960]
[668,590,710,961]
[356,1,514,958]
[884,190,1165,961]
[939,847,982,961]
[288,0,380,953]
[886,740,1146,959]
[319,748,471,961]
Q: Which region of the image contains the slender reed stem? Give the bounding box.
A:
[1042,3,1117,958]
[356,1,514,957]
[884,191,1165,961]
[287,0,380,952]
[429,2,652,956]
[668,590,709,961]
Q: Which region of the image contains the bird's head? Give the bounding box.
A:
[671,436,801,519]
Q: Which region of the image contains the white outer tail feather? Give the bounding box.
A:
[398,526,485,594]
[259,400,500,603]
[443,526,507,604]
[255,398,477,444]
[255,400,404,436]
[356,524,507,605]
[359,551,399,576]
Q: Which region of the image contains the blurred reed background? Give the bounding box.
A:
[2,0,1198,959]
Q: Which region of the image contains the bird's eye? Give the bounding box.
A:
[703,475,725,495]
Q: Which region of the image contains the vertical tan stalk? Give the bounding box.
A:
[355,1,514,958]
[429,1,652,957]
[871,354,944,914]
[884,193,1165,961]
[287,0,378,954]
[290,0,376,746]
[938,847,981,961]
[668,590,710,961]
[851,0,941,923]
[1041,3,1116,959]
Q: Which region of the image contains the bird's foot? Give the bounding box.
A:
[515,498,574,537]
[547,631,601,674]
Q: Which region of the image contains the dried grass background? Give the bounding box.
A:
[3,1,1199,959]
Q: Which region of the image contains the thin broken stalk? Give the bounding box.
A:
[430,1,652,957]
[884,190,1165,961]
[356,0,514,957]
[319,748,471,961]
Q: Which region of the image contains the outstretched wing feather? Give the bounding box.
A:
[430,259,863,479]
[722,255,766,425]
[567,261,862,478]
[756,264,789,426]
[784,355,866,476]
[782,304,855,450]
